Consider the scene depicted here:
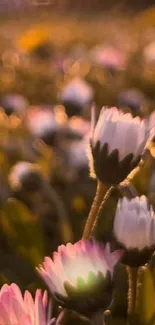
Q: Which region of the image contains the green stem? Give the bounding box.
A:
[82,181,109,240]
[127,266,138,325]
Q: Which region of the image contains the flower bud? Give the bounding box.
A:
[67,140,89,171]
[89,107,148,185]
[26,107,59,146]
[117,89,145,117]
[9,161,43,192]
[1,94,28,117]
[60,78,94,117]
[90,45,125,72]
[114,196,155,266]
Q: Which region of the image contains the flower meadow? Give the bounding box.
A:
[1,8,155,325]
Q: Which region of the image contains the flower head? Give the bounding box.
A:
[114,196,155,251]
[68,116,91,138]
[90,45,125,71]
[18,26,50,52]
[9,161,43,192]
[89,106,148,185]
[26,107,58,136]
[60,78,94,117]
[1,94,28,118]
[26,107,59,146]
[37,240,122,297]
[67,140,89,170]
[0,283,52,325]
[117,88,145,117]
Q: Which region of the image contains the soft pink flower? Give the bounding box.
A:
[26,107,58,137]
[0,284,52,325]
[67,140,89,168]
[91,45,125,70]
[68,116,91,137]
[37,240,123,297]
[60,78,94,107]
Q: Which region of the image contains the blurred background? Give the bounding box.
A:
[0,0,155,296]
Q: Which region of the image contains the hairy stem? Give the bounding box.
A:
[82,181,109,240]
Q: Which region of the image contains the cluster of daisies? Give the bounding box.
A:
[1,106,155,324]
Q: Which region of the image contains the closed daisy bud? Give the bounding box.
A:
[0,283,52,325]
[61,117,91,142]
[68,116,91,138]
[117,88,145,117]
[37,240,123,315]
[60,78,94,117]
[1,94,28,118]
[89,107,148,185]
[26,107,59,146]
[67,140,89,171]
[90,45,125,72]
[114,196,155,266]
[9,161,43,192]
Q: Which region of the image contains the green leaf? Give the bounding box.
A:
[135,265,155,325]
[1,198,45,266]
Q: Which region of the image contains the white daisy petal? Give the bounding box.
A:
[92,107,148,161]
[114,196,155,251]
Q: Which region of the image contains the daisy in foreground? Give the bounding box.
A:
[37,240,123,314]
[89,106,148,185]
[0,283,53,325]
